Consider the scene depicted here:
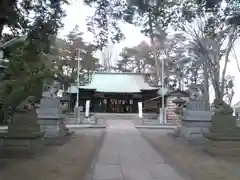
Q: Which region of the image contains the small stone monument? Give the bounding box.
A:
[0,96,44,157]
[204,99,240,156]
[172,84,212,144]
[36,82,72,145]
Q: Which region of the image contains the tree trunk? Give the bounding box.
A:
[178,77,181,90]
[213,76,222,100]
[148,10,161,85]
[203,62,210,110]
[0,23,4,39]
[220,39,235,99]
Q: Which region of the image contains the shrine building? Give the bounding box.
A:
[67,72,160,114]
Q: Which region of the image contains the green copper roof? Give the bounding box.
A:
[68,72,158,93]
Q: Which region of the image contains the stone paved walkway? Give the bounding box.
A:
[92,120,186,180]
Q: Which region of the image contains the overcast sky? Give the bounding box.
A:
[59,0,240,105]
[59,0,149,63]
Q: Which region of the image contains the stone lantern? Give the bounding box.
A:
[169,96,187,137]
[172,96,187,121]
[172,96,187,107]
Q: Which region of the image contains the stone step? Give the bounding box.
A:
[66,112,159,121]
[95,113,157,120]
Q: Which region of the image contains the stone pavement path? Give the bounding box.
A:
[91,120,186,180]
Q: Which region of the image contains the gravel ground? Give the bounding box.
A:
[140,129,240,180]
[0,129,105,180]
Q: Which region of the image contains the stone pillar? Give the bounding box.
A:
[159,108,163,124]
[37,98,72,145]
[178,100,212,144]
[169,94,212,144]
[0,109,44,157]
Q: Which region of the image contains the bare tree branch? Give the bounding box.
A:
[232,46,240,72]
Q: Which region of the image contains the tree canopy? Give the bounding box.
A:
[0,0,69,123]
[56,25,101,86]
[84,0,240,104]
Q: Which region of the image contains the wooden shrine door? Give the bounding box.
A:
[107,99,133,113]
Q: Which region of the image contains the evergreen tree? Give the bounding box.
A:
[0,0,68,123]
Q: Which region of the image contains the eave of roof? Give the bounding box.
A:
[68,72,158,93]
[80,72,157,93]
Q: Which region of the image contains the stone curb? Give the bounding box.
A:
[135,125,177,129]
[66,124,107,129]
[0,126,7,130]
[0,125,107,132]
[0,126,7,133]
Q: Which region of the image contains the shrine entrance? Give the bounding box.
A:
[107,99,133,113]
